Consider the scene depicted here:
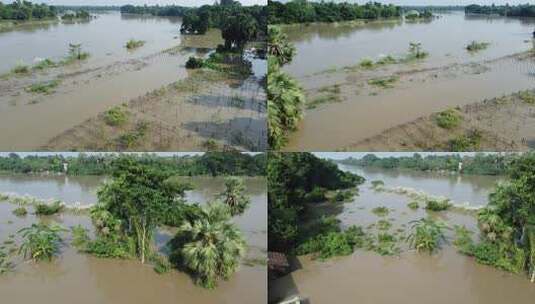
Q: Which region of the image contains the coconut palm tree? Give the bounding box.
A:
[218,177,250,216]
[176,203,246,289]
[268,59,305,149]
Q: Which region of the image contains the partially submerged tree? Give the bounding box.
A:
[170,202,246,289]
[221,13,257,51]
[218,177,250,216]
[18,223,66,262]
[267,26,296,66]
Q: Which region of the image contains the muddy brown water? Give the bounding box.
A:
[282,13,535,151]
[269,164,535,303]
[0,175,266,304]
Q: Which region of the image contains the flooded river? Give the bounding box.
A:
[270,163,535,303]
[282,12,535,150]
[0,175,266,304]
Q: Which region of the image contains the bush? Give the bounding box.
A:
[18,223,66,262]
[359,58,375,69]
[329,190,354,203]
[104,106,128,126]
[34,201,63,215]
[466,41,490,52]
[407,201,419,210]
[425,199,451,211]
[296,225,366,260]
[448,129,482,151]
[125,39,145,50]
[26,80,60,95]
[185,56,204,69]
[12,207,28,217]
[406,218,449,253]
[435,108,462,129]
[372,206,389,217]
[371,180,384,188]
[71,225,90,249]
[12,63,29,74]
[304,187,327,203]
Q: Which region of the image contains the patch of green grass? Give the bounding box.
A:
[33,59,57,71]
[117,121,150,149]
[425,199,452,211]
[518,90,535,104]
[407,201,420,210]
[368,76,399,89]
[372,206,390,217]
[12,207,28,217]
[377,219,392,231]
[125,39,145,50]
[448,129,483,151]
[104,106,129,126]
[34,201,63,215]
[434,108,462,129]
[359,58,375,69]
[26,80,60,95]
[376,55,397,65]
[11,63,30,75]
[466,41,490,52]
[307,84,342,109]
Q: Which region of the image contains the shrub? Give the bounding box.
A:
[518,90,535,104]
[371,180,385,188]
[12,207,28,217]
[407,201,419,210]
[435,108,462,129]
[425,199,451,211]
[377,219,392,231]
[185,56,204,69]
[71,225,90,249]
[104,106,128,126]
[34,201,63,215]
[18,223,66,262]
[125,39,145,50]
[359,58,374,69]
[296,225,367,260]
[448,129,482,151]
[466,41,490,52]
[304,187,327,203]
[151,253,172,274]
[406,218,449,253]
[12,63,29,74]
[33,59,57,70]
[329,190,354,203]
[372,206,390,217]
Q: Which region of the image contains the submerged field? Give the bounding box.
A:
[269,164,535,303]
[0,175,267,304]
[0,12,266,151]
[280,12,535,151]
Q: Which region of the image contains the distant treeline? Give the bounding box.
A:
[56,6,120,12]
[465,4,535,17]
[339,153,515,176]
[0,1,57,21]
[268,0,402,24]
[402,5,465,12]
[120,2,267,37]
[0,152,266,177]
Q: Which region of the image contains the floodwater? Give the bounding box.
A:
[282,12,535,150]
[0,175,266,304]
[269,165,535,304]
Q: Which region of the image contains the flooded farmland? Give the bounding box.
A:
[269,161,535,304]
[0,174,267,304]
[281,12,535,150]
[0,11,267,151]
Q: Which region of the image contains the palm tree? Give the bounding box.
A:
[18,223,66,262]
[218,177,250,216]
[268,26,296,66]
[177,203,246,289]
[406,218,449,253]
[268,59,305,149]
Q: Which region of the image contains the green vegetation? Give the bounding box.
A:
[434,108,462,129]
[466,41,490,52]
[371,180,384,188]
[407,218,449,253]
[186,56,204,69]
[368,76,399,89]
[18,223,66,262]
[465,4,535,17]
[448,129,482,151]
[61,10,90,20]
[454,153,535,280]
[0,1,57,21]
[33,58,57,70]
[296,225,367,260]
[125,39,145,50]
[407,42,428,60]
[34,201,63,215]
[341,152,510,176]
[425,199,452,211]
[377,219,392,231]
[11,62,30,74]
[518,90,535,105]
[104,105,129,127]
[267,26,295,66]
[12,206,27,216]
[116,121,150,149]
[0,152,266,176]
[218,176,250,216]
[0,247,12,274]
[170,202,245,288]
[268,152,364,254]
[407,201,419,210]
[405,10,434,20]
[307,84,341,109]
[25,79,60,95]
[372,206,389,217]
[329,189,354,203]
[268,0,401,24]
[66,43,89,62]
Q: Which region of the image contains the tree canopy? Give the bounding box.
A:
[0,0,57,21]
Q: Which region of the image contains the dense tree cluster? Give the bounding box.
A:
[341,153,512,175]
[465,4,535,17]
[0,0,57,20]
[0,152,266,176]
[268,0,401,24]
[268,152,364,253]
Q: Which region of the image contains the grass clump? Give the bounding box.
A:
[372,206,390,217]
[104,105,129,126]
[34,201,63,215]
[407,218,449,253]
[434,108,462,129]
[466,41,490,52]
[151,253,172,274]
[307,84,342,109]
[359,58,375,69]
[407,201,419,210]
[448,129,482,151]
[425,199,452,211]
[518,90,535,104]
[125,39,145,50]
[376,55,397,65]
[12,207,28,217]
[371,180,384,189]
[296,225,367,260]
[368,76,399,89]
[117,121,150,149]
[186,56,204,69]
[374,232,400,256]
[11,63,30,75]
[33,59,57,71]
[26,80,60,95]
[377,219,392,231]
[18,223,66,262]
[329,189,354,203]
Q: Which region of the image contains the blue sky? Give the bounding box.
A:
[15,0,266,6]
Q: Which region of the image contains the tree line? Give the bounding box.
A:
[0,152,266,176]
[340,153,513,175]
[0,0,57,20]
[268,0,402,24]
[465,4,535,17]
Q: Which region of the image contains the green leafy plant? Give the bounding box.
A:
[12,207,28,217]
[218,177,250,216]
[18,223,66,262]
[125,39,145,50]
[104,106,128,126]
[435,108,462,129]
[406,218,449,253]
[34,201,63,215]
[372,206,390,217]
[425,199,452,211]
[407,201,419,210]
[466,41,490,52]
